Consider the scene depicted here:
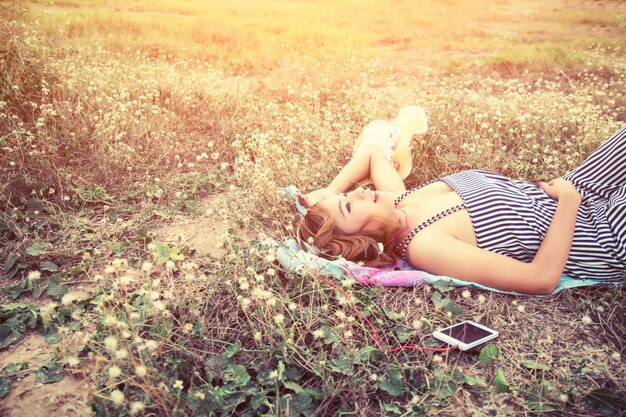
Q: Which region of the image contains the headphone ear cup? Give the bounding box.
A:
[361,244,378,262]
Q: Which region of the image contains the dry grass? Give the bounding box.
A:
[0,0,625,416]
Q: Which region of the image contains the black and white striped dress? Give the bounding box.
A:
[404,126,626,283]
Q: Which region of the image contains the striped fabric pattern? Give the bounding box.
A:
[439,125,626,283]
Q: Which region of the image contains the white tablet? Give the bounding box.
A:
[432,320,499,351]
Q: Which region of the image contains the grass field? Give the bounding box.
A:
[1,0,625,416]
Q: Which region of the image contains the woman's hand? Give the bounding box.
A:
[538,178,581,204]
[297,188,334,208]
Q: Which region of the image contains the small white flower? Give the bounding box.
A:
[269,370,279,380]
[145,340,158,351]
[130,401,145,414]
[517,304,525,313]
[108,365,122,378]
[369,373,378,381]
[110,389,125,405]
[103,314,119,327]
[312,328,325,339]
[194,391,206,400]
[115,349,128,360]
[581,314,592,325]
[274,314,285,325]
[119,274,133,286]
[63,355,80,367]
[104,335,118,352]
[28,270,42,280]
[135,365,147,378]
[61,292,78,305]
[173,380,184,390]
[461,289,471,299]
[141,261,153,273]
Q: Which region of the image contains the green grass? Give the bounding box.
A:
[0,0,625,416]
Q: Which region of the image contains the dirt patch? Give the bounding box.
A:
[156,190,256,257]
[0,332,93,417]
[0,373,92,417]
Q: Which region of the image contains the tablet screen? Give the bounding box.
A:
[442,322,493,344]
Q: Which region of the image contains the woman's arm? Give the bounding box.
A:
[301,145,405,207]
[409,179,581,295]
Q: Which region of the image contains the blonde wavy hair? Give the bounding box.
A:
[296,204,405,267]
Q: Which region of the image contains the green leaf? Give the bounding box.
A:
[6,279,28,300]
[46,274,68,299]
[431,369,459,399]
[464,375,487,386]
[44,325,64,345]
[170,246,186,261]
[40,261,58,272]
[521,359,551,371]
[26,242,50,256]
[0,303,30,316]
[152,242,171,264]
[384,309,404,320]
[433,279,454,292]
[322,326,342,345]
[7,261,30,280]
[586,388,622,415]
[282,392,315,417]
[4,253,19,272]
[5,362,28,374]
[443,301,464,317]
[283,380,304,393]
[35,359,64,384]
[0,326,23,349]
[379,367,404,397]
[32,280,46,298]
[479,343,500,365]
[284,367,301,381]
[492,367,510,393]
[250,389,270,411]
[222,364,250,387]
[397,328,415,343]
[224,341,242,358]
[187,385,222,414]
[110,241,130,254]
[328,357,352,375]
[434,378,458,399]
[0,376,10,399]
[431,291,447,309]
[353,345,373,361]
[383,403,402,414]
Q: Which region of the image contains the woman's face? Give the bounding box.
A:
[317,187,396,234]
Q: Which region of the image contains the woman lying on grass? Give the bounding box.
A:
[297,110,626,295]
